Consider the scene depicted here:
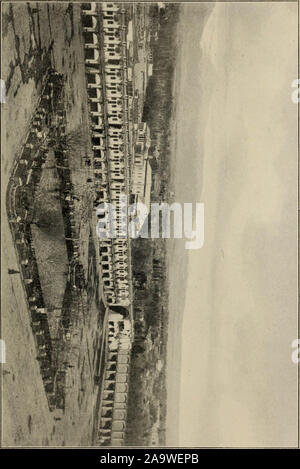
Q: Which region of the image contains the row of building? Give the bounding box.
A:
[81,3,155,446]
[96,311,132,446]
[81,3,134,447]
[82,2,133,310]
[6,71,66,411]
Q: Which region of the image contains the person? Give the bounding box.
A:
[8,268,20,274]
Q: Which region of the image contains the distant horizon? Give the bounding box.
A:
[167,1,298,447]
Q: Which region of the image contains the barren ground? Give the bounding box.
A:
[2,3,104,446]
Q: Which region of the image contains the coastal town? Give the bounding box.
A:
[2,0,299,453]
[2,1,176,447]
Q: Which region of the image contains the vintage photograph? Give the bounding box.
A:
[1,1,298,449]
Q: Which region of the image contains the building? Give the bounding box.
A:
[82,2,133,310]
[96,311,133,447]
[131,122,151,195]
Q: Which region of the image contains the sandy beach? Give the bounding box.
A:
[167,2,298,447]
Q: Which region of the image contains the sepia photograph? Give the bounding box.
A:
[1,0,299,452]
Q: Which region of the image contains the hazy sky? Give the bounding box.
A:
[172,2,298,447]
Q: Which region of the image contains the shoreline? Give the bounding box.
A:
[165,2,216,446]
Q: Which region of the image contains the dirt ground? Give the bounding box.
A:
[1,3,104,446]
